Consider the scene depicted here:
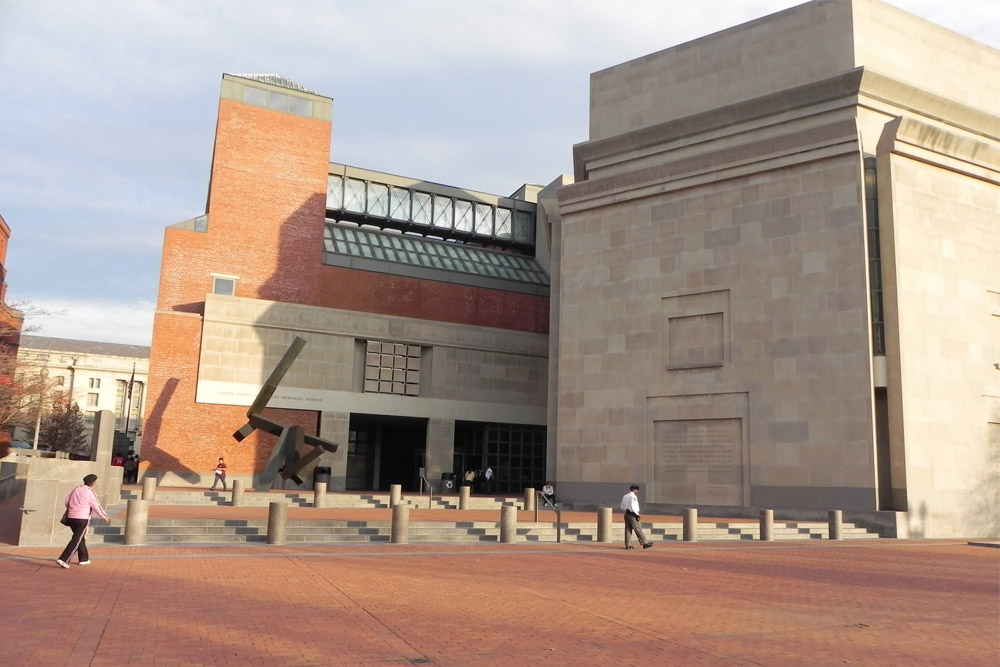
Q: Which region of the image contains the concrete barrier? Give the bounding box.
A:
[500,505,517,543]
[459,485,470,510]
[760,509,774,541]
[523,488,535,512]
[124,499,148,546]
[389,484,402,507]
[141,476,157,502]
[231,479,244,507]
[828,509,843,540]
[313,481,327,509]
[683,508,698,542]
[597,507,613,543]
[267,502,287,545]
[391,503,409,544]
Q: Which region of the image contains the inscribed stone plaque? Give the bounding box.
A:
[654,418,743,505]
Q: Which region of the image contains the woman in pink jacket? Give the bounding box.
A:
[56,474,110,568]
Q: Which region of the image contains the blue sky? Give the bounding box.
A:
[1,0,997,346]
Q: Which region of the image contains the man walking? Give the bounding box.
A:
[620,484,653,550]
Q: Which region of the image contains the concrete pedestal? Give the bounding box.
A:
[597,507,613,542]
[683,508,698,542]
[124,499,148,546]
[267,502,287,545]
[314,481,327,509]
[231,479,244,507]
[500,505,517,543]
[391,503,409,544]
[459,485,470,510]
[760,509,774,541]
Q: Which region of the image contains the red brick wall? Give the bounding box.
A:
[143,87,548,477]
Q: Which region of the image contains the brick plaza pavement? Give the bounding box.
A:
[1,540,997,666]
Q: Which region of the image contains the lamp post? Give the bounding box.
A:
[31,366,49,450]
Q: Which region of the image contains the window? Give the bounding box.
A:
[86,393,99,407]
[211,274,238,296]
[241,84,314,118]
[363,340,420,396]
[89,378,100,389]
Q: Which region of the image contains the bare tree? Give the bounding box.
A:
[0,348,52,434]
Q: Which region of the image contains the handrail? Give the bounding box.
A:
[419,476,433,509]
[535,491,561,543]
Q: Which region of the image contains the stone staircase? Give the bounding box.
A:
[118,488,521,512]
[97,487,883,545]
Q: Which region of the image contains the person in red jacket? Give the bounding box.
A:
[211,457,228,490]
[56,474,110,568]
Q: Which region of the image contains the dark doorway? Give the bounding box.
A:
[347,414,426,492]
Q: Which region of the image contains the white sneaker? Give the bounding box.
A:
[56,559,70,569]
[79,561,91,566]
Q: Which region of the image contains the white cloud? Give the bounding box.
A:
[23,299,155,347]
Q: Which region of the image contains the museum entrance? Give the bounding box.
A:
[346,414,427,492]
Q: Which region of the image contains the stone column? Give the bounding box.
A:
[267,502,287,545]
[524,488,536,512]
[319,411,350,492]
[391,503,409,544]
[124,499,148,546]
[141,476,157,502]
[389,484,402,507]
[459,485,470,510]
[424,418,455,485]
[828,510,843,540]
[683,508,698,542]
[597,507,613,543]
[231,479,245,507]
[759,509,774,541]
[314,481,327,509]
[500,505,517,543]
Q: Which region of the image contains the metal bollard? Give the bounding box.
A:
[124,499,149,546]
[141,476,157,502]
[683,508,698,542]
[500,505,517,543]
[391,503,410,544]
[313,481,327,509]
[524,488,536,512]
[267,502,287,545]
[828,509,843,540]
[459,485,470,510]
[597,507,613,543]
[231,479,244,507]
[389,484,402,508]
[759,509,774,541]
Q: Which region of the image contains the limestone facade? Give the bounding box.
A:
[555,0,999,538]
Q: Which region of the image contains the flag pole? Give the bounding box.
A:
[123,362,135,443]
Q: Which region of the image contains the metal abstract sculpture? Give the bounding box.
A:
[232,336,339,491]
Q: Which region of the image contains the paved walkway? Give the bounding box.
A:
[2,539,997,666]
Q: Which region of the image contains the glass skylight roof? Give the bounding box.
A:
[324,223,549,286]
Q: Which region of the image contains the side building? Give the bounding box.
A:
[141,74,562,492]
[14,335,149,454]
[554,0,999,537]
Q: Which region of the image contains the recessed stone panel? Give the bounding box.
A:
[655,418,743,505]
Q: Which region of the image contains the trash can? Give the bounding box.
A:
[441,472,457,494]
[314,466,332,489]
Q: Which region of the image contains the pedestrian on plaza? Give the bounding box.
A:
[124,455,138,485]
[541,481,556,505]
[484,466,494,494]
[56,474,110,569]
[620,484,653,550]
[211,457,228,490]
